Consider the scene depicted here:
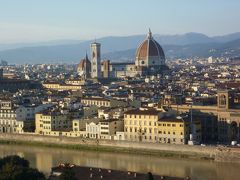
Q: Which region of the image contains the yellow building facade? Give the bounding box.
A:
[42,82,82,91]
[124,108,201,144]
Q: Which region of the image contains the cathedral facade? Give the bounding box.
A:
[77,30,168,79]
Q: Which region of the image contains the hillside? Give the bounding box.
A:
[0,32,240,64]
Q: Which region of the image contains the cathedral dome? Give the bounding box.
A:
[135,29,165,67]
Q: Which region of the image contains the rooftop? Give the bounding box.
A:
[124,108,160,115]
[50,165,184,180]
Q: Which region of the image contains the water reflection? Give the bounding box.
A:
[0,145,239,180]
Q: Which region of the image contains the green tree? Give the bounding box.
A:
[146,172,154,180]
[0,155,29,169]
[0,155,45,180]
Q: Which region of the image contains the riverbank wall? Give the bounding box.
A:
[0,133,239,163]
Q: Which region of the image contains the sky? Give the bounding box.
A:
[0,0,239,43]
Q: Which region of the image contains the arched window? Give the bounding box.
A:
[220,95,226,106]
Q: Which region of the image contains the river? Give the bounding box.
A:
[0,144,239,180]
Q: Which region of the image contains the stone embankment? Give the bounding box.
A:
[0,133,239,163]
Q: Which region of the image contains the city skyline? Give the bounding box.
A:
[0,0,240,43]
[1,1,240,180]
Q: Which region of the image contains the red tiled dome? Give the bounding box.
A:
[136,30,165,62]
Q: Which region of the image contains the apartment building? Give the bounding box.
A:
[0,101,20,133]
[35,109,72,135]
[81,97,129,108]
[81,97,110,107]
[124,108,201,144]
[124,108,161,143]
[42,82,82,91]
[0,100,51,133]
[99,119,124,140]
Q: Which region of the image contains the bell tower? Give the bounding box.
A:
[91,41,101,78]
[217,90,234,110]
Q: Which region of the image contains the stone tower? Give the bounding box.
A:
[91,42,101,78]
[217,90,234,110]
[102,60,110,78]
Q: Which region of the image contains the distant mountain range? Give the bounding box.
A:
[1,32,240,64]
